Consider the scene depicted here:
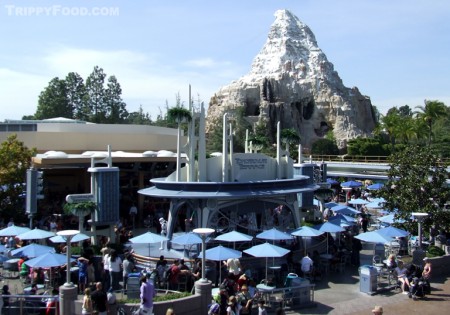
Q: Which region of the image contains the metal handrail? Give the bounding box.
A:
[2,293,58,315]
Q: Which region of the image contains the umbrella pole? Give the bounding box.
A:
[265,257,268,282]
[304,238,306,256]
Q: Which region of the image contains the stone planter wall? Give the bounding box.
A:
[427,254,450,277]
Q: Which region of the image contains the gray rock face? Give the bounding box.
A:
[206,9,376,149]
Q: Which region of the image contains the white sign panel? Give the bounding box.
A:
[66,193,95,203]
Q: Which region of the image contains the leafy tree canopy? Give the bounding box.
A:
[377,145,450,233]
[0,135,36,221]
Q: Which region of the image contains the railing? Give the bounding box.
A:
[308,155,390,163]
[2,293,58,315]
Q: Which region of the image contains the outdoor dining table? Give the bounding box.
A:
[256,283,276,306]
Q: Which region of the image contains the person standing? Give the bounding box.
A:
[159,218,167,250]
[129,203,138,229]
[139,275,156,315]
[91,282,108,315]
[81,288,93,315]
[78,257,89,294]
[101,248,111,292]
[108,250,122,291]
[122,253,135,292]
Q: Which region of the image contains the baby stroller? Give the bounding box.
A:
[408,276,429,300]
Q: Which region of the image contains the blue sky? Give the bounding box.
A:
[1,0,449,121]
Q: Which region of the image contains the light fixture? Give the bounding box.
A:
[411,213,428,248]
[193,228,215,283]
[57,229,80,287]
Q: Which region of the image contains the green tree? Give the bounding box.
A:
[311,138,339,155]
[128,105,153,125]
[0,135,36,221]
[35,77,71,119]
[66,72,88,121]
[415,100,448,147]
[85,66,107,123]
[104,75,128,123]
[378,145,450,232]
[281,128,300,154]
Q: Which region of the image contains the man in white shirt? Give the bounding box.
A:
[301,253,314,275]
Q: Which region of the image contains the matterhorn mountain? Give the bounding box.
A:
[206,9,376,150]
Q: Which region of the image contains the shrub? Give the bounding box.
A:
[427,245,445,257]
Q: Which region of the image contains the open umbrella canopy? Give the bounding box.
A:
[331,205,360,215]
[198,245,242,261]
[25,252,75,268]
[341,180,363,188]
[365,201,385,209]
[215,231,253,243]
[0,244,6,253]
[324,202,340,209]
[11,243,55,258]
[50,233,90,243]
[291,226,324,238]
[377,226,409,238]
[326,178,339,185]
[367,183,384,190]
[256,228,292,241]
[329,214,356,223]
[377,213,405,225]
[328,217,354,228]
[244,242,290,281]
[0,225,30,237]
[355,231,392,244]
[348,198,369,205]
[129,231,168,244]
[314,221,345,233]
[171,232,203,245]
[244,242,290,258]
[16,228,56,240]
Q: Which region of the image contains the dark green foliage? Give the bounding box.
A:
[311,138,339,155]
[35,77,72,119]
[378,145,450,232]
[0,135,36,221]
[347,138,389,156]
[427,245,445,257]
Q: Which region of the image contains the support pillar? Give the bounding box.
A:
[194,280,212,312]
[59,285,78,315]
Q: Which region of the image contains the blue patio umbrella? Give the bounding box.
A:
[328,217,354,228]
[365,201,384,209]
[376,226,409,238]
[0,244,6,253]
[329,214,356,223]
[50,233,90,243]
[341,181,363,188]
[355,231,392,244]
[11,243,55,258]
[324,202,340,209]
[25,252,75,268]
[198,245,242,283]
[171,232,203,245]
[377,214,405,225]
[256,228,293,242]
[367,183,384,190]
[215,230,253,249]
[16,228,56,240]
[0,225,30,237]
[244,242,290,281]
[348,198,369,205]
[327,178,339,185]
[314,222,345,253]
[331,205,360,215]
[129,231,168,257]
[291,226,325,255]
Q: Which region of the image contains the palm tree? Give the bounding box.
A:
[168,106,192,181]
[380,109,402,151]
[415,100,448,147]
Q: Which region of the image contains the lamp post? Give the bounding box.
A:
[193,228,214,282]
[412,213,428,248]
[57,229,79,287]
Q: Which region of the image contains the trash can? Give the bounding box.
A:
[284,273,299,287]
[289,277,311,305]
[359,265,377,294]
[127,273,141,299]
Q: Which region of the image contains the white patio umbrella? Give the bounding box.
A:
[244,242,290,282]
[16,228,56,240]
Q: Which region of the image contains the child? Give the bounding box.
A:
[257,299,267,315]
